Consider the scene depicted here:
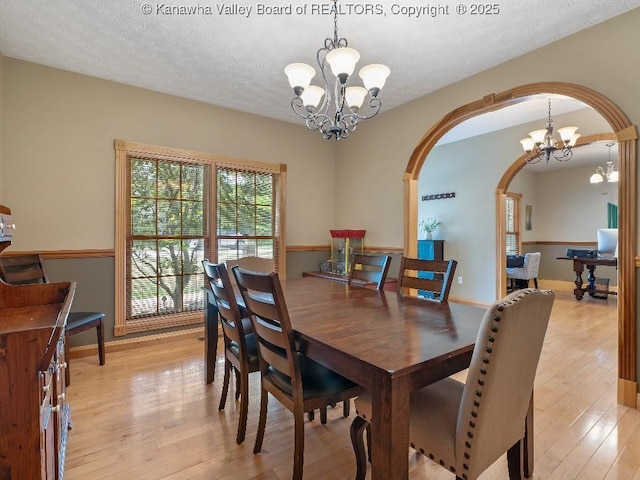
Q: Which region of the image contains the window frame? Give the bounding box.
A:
[505,192,522,256]
[115,140,287,336]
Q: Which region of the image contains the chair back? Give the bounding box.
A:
[455,288,554,478]
[0,254,49,284]
[522,252,541,278]
[226,256,275,284]
[202,259,248,350]
[348,253,391,290]
[232,267,303,401]
[397,257,457,302]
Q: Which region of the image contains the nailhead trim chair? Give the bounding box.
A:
[350,288,555,480]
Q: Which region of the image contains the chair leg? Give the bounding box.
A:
[320,406,328,425]
[343,399,350,417]
[307,410,315,422]
[253,387,268,454]
[97,319,105,365]
[234,368,241,401]
[236,367,249,444]
[293,410,305,480]
[534,278,538,289]
[507,438,523,480]
[350,416,369,480]
[218,360,231,410]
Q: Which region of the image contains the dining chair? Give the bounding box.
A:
[506,252,541,290]
[226,256,276,284]
[202,259,258,444]
[0,253,105,387]
[350,288,555,480]
[348,253,392,290]
[232,266,365,480]
[397,256,457,302]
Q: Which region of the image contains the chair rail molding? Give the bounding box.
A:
[403,82,638,408]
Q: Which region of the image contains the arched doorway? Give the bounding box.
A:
[403,82,638,407]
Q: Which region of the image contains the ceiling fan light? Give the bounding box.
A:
[326,47,360,82]
[300,85,325,108]
[284,63,316,94]
[520,137,535,152]
[558,126,579,144]
[359,64,390,94]
[528,129,548,145]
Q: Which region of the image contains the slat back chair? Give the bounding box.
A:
[397,257,457,302]
[348,253,392,290]
[226,256,275,285]
[0,254,105,386]
[202,259,258,444]
[232,266,364,480]
[351,288,555,480]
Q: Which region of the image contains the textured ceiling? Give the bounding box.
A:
[1,1,639,127]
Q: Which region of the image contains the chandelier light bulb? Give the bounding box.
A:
[590,171,604,184]
[300,85,325,109]
[359,64,390,96]
[608,168,619,183]
[284,63,316,96]
[528,129,548,145]
[557,126,579,144]
[325,47,360,83]
[345,86,368,109]
[520,137,535,153]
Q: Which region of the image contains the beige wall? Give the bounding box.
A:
[1,59,336,251]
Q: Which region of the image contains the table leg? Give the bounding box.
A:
[370,375,410,480]
[205,288,219,384]
[587,265,597,297]
[573,261,585,300]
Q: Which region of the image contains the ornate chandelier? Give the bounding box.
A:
[590,143,619,183]
[284,0,390,140]
[519,99,581,164]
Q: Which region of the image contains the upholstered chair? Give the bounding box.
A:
[506,252,541,290]
[350,288,555,480]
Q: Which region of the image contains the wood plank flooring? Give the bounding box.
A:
[64,281,640,479]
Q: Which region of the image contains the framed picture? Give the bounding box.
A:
[525,205,532,231]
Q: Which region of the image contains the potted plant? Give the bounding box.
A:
[419,218,441,240]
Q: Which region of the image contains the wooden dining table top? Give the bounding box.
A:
[279,277,486,389]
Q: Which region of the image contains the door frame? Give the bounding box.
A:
[403,82,638,407]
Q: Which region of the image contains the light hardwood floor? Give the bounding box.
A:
[65,281,640,479]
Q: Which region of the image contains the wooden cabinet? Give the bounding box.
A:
[0,280,75,480]
[417,239,444,262]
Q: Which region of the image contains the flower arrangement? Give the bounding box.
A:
[419,218,441,233]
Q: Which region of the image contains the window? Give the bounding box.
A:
[505,192,522,256]
[115,140,286,336]
[216,167,278,263]
[128,158,209,322]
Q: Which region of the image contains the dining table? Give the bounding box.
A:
[203,276,530,480]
